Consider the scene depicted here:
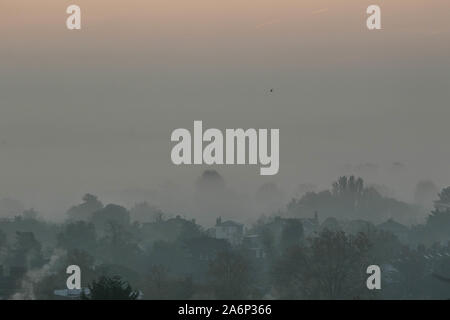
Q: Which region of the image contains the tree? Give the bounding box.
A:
[422,187,450,244]
[280,219,304,251]
[82,275,139,300]
[91,204,130,230]
[272,230,372,299]
[208,251,251,299]
[287,176,418,223]
[424,210,450,244]
[96,220,141,267]
[144,265,169,299]
[0,228,6,248]
[332,176,364,198]
[331,176,364,216]
[140,265,194,300]
[366,229,403,263]
[130,202,164,223]
[308,230,371,299]
[391,247,429,299]
[67,194,103,221]
[438,186,450,205]
[57,221,97,253]
[10,231,44,269]
[196,170,226,192]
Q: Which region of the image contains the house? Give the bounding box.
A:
[300,211,320,237]
[211,217,244,246]
[378,218,409,243]
[184,236,230,261]
[242,234,265,259]
[434,201,450,213]
[245,216,305,258]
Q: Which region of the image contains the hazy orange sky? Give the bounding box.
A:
[2,0,449,67]
[0,1,449,220]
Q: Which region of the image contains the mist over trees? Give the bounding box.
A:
[1,171,450,299]
[286,176,421,224]
[414,180,439,210]
[67,194,103,222]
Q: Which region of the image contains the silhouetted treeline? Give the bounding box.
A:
[1,176,450,300]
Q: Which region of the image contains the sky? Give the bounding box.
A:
[0,1,449,220]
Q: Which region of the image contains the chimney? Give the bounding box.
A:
[216,217,222,226]
[314,211,319,225]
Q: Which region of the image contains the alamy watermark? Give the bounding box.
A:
[170,121,280,176]
[65,5,382,31]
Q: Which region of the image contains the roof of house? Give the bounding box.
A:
[378,219,409,233]
[434,201,450,209]
[217,220,242,228]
